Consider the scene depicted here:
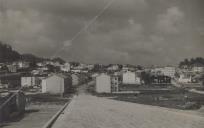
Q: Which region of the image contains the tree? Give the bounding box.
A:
[70,62,80,67]
[141,71,151,85]
[179,57,204,68]
[52,57,66,64]
[0,65,8,72]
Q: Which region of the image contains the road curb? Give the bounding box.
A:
[42,96,75,128]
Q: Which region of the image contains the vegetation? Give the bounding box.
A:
[52,57,66,64]
[179,57,204,68]
[0,41,65,64]
[0,41,21,62]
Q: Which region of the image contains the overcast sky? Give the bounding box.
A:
[0,0,203,65]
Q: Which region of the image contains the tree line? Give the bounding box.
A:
[179,57,204,68]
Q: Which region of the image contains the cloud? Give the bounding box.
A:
[6,0,148,18]
[156,7,184,34]
[63,40,72,47]
[0,9,58,56]
[0,0,203,65]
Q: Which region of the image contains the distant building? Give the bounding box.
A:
[122,71,141,85]
[36,62,44,67]
[162,67,176,78]
[17,61,30,69]
[192,64,204,73]
[91,73,99,79]
[111,75,122,92]
[60,63,70,72]
[107,65,119,71]
[53,62,61,67]
[71,69,81,73]
[151,67,163,75]
[7,65,17,73]
[151,66,176,78]
[150,75,171,84]
[44,61,54,65]
[71,74,79,86]
[37,66,49,72]
[122,66,129,72]
[178,73,192,83]
[41,74,72,94]
[95,74,111,93]
[87,64,94,70]
[21,76,41,87]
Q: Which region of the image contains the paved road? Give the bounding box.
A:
[52,84,204,128]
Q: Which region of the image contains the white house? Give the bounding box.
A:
[96,74,111,93]
[60,63,70,72]
[192,64,204,73]
[87,64,94,70]
[135,76,141,84]
[36,62,44,67]
[178,73,192,83]
[41,74,72,94]
[151,67,163,75]
[122,66,129,72]
[162,67,176,78]
[7,65,17,73]
[122,71,141,84]
[17,61,30,69]
[107,65,119,71]
[21,76,41,87]
[71,69,81,73]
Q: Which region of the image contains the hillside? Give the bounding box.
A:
[0,41,21,62]
[0,41,65,63]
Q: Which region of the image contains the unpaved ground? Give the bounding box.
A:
[2,103,63,128]
[52,93,204,128]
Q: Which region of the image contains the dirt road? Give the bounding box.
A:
[52,93,204,128]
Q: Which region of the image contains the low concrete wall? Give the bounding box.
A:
[0,91,26,123]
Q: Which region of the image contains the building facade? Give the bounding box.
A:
[162,67,176,78]
[60,63,71,72]
[71,74,79,86]
[95,74,111,93]
[122,71,141,85]
[178,73,192,83]
[41,74,72,94]
[192,66,204,73]
[21,76,40,87]
[111,75,122,92]
[150,75,171,84]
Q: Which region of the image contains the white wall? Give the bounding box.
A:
[96,74,111,93]
[178,74,191,83]
[61,63,71,72]
[21,77,35,87]
[42,80,47,93]
[122,72,136,84]
[135,77,141,84]
[193,67,204,73]
[41,75,64,94]
[72,74,79,86]
[162,67,176,78]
